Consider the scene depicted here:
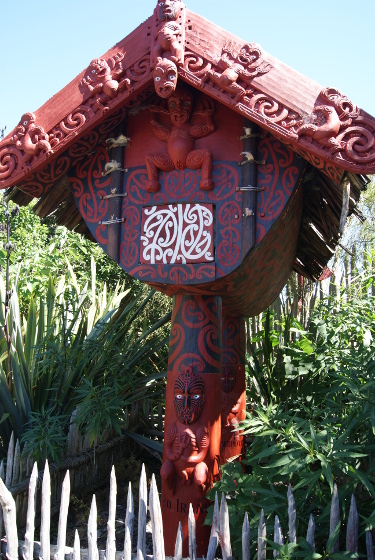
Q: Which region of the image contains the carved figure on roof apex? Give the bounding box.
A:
[293,87,360,152]
[151,0,185,80]
[161,367,210,495]
[203,40,272,102]
[145,86,216,192]
[81,53,130,99]
[9,112,52,162]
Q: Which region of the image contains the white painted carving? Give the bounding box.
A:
[141,203,214,264]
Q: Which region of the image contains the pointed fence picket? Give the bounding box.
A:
[1,463,374,560]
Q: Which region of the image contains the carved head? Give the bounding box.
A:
[157,0,183,21]
[153,58,178,98]
[174,368,205,425]
[167,88,193,125]
[221,365,237,394]
[17,113,35,131]
[87,58,110,80]
[237,43,262,67]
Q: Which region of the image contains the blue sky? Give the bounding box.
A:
[1,0,374,133]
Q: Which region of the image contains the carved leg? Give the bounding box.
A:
[194,461,208,495]
[220,317,246,464]
[145,152,174,192]
[161,295,222,557]
[186,149,214,191]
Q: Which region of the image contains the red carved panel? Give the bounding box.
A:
[140,203,214,264]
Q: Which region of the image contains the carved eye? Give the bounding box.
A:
[92,70,96,74]
[169,101,176,108]
[155,76,161,82]
[169,74,176,80]
[175,394,183,399]
[184,101,191,107]
[192,395,200,400]
[22,120,28,126]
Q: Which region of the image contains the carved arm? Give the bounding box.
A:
[150,119,171,142]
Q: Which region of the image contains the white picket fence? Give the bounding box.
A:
[0,460,374,560]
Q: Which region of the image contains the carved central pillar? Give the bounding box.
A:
[161,294,222,557]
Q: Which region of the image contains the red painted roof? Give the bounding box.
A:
[1,5,374,195]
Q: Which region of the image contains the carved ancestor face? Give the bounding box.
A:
[167,88,193,125]
[87,58,110,80]
[221,365,237,394]
[157,0,183,21]
[153,58,178,98]
[174,369,205,425]
[237,44,261,67]
[18,112,35,129]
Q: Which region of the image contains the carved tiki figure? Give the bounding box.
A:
[81,54,130,99]
[146,87,216,192]
[205,42,272,102]
[152,0,184,67]
[161,368,209,494]
[9,112,52,162]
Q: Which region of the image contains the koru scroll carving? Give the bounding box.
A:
[146,87,216,192]
[161,368,209,494]
[81,53,130,99]
[151,0,186,98]
[8,112,52,165]
[204,40,272,102]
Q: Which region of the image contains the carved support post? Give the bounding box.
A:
[161,294,222,557]
[220,317,247,463]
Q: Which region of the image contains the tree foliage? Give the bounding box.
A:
[211,272,375,558]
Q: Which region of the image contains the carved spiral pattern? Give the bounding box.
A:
[222,317,245,365]
[183,51,211,77]
[0,147,19,182]
[168,295,222,375]
[70,147,110,223]
[125,55,150,82]
[256,137,304,243]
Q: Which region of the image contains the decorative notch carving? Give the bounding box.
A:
[151,0,186,98]
[81,52,131,99]
[145,87,216,192]
[204,40,272,102]
[161,367,209,494]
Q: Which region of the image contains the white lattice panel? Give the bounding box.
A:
[140,204,215,264]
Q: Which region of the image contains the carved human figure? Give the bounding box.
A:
[9,113,52,162]
[152,0,184,67]
[81,54,130,99]
[161,368,209,494]
[146,87,216,192]
[153,57,178,98]
[221,365,241,430]
[205,42,271,102]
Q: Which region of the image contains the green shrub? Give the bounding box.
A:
[210,274,375,558]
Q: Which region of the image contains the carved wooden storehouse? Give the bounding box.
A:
[0,0,374,554]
